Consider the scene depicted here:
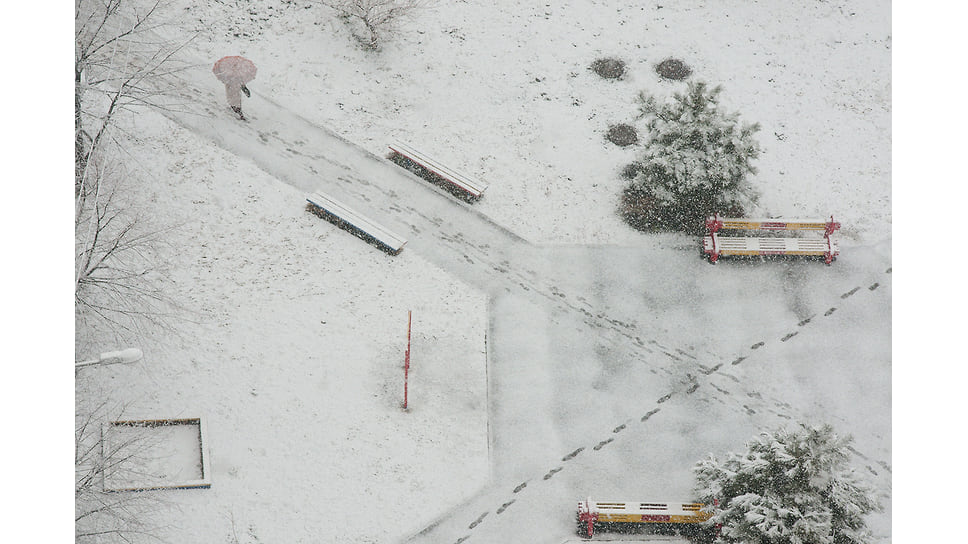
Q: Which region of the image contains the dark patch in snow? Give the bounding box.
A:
[593,438,614,450]
[841,286,861,298]
[605,123,639,147]
[497,500,515,514]
[731,356,747,365]
[699,363,722,374]
[613,423,627,433]
[513,482,527,493]
[562,447,585,461]
[590,57,627,79]
[657,392,673,403]
[825,307,837,316]
[781,331,798,342]
[655,58,693,80]
[869,282,879,290]
[468,512,488,529]
[543,467,563,480]
[711,383,730,395]
[798,316,814,326]
[751,341,765,349]
[641,408,660,421]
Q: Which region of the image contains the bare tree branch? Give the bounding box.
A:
[75,383,175,543]
[75,0,196,342]
[320,0,429,49]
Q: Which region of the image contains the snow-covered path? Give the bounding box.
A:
[142,54,892,543]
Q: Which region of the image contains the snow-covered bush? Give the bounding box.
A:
[693,424,881,544]
[621,81,761,234]
[591,57,627,79]
[655,57,693,80]
[322,0,427,49]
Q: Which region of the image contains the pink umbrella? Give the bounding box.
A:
[213,56,256,119]
[213,55,257,85]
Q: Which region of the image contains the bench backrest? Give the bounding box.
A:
[578,499,712,523]
[706,214,840,236]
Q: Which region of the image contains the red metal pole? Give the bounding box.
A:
[404,311,411,409]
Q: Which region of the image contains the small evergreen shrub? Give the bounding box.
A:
[655,58,692,80]
[605,123,639,147]
[620,162,643,180]
[591,57,626,80]
[621,81,761,234]
[694,424,882,544]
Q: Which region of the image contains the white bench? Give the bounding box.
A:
[703,214,841,264]
[388,140,489,200]
[306,192,407,255]
[577,499,713,538]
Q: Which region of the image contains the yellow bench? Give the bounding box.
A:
[577,499,713,538]
[703,213,841,264]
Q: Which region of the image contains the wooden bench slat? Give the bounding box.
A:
[720,219,834,231]
[703,234,838,258]
[577,499,713,531]
[307,192,407,255]
[707,214,841,235]
[389,141,489,198]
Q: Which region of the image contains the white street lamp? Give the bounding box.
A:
[75,348,143,369]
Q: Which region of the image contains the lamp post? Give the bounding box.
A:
[75,348,143,369]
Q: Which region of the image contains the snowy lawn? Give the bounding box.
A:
[72,1,891,543]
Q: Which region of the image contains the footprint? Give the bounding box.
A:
[543,467,563,480]
[562,447,584,461]
[593,438,614,451]
[468,512,488,529]
[841,287,860,299]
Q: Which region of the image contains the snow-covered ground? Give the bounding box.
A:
[62,1,896,542]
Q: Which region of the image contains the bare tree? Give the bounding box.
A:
[75,0,192,339]
[321,0,429,49]
[75,0,192,184]
[75,383,173,543]
[75,154,182,340]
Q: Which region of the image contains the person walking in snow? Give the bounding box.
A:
[213,56,257,121]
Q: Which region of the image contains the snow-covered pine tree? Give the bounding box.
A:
[621,81,761,234]
[693,424,881,544]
